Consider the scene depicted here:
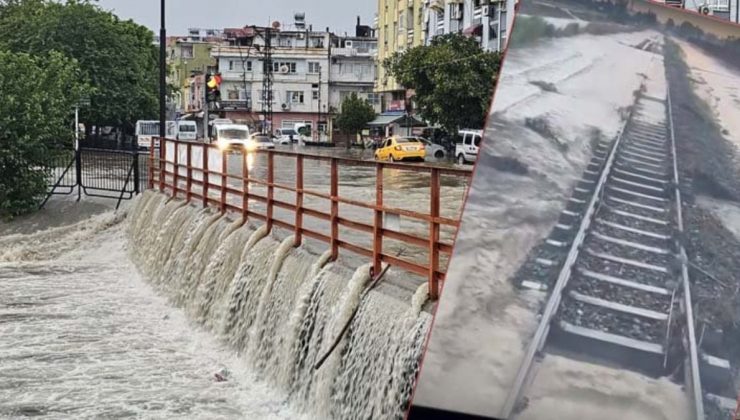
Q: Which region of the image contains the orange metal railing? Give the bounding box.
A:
[149,137,471,300]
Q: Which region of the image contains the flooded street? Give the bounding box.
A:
[0,203,307,419]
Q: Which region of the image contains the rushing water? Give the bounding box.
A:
[127,191,431,419]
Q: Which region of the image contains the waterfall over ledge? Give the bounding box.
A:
[126,191,431,419]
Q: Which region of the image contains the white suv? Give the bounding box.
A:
[455,129,483,165]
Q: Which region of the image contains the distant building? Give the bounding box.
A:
[210,14,378,139]
[375,0,426,111]
[169,38,219,114]
[424,0,517,52]
[374,0,517,114]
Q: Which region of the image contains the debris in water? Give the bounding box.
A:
[213,367,230,382]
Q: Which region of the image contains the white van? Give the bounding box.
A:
[135,120,176,148]
[214,124,251,151]
[275,128,297,144]
[176,120,197,141]
[455,129,483,165]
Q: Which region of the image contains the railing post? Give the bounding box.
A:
[159,137,165,193]
[429,168,441,300]
[220,151,227,214]
[267,152,274,233]
[75,148,82,201]
[186,143,192,202]
[202,144,209,208]
[373,163,383,278]
[242,151,249,223]
[148,139,155,190]
[172,141,178,198]
[294,155,304,247]
[133,149,140,194]
[330,158,339,261]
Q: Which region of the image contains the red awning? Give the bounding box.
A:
[463,24,483,37]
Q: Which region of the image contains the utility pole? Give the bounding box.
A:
[317,66,322,142]
[203,75,209,140]
[260,27,274,135]
[159,0,167,150]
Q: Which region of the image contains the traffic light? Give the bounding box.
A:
[206,73,222,104]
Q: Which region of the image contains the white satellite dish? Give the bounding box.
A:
[279,65,290,74]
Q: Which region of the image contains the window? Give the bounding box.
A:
[278,38,292,47]
[228,60,253,72]
[366,93,381,104]
[489,22,499,40]
[312,91,319,100]
[342,64,354,75]
[310,37,324,48]
[308,62,321,74]
[287,91,305,104]
[181,45,194,58]
[273,62,297,73]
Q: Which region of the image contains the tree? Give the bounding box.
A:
[0,0,159,135]
[335,93,376,148]
[384,34,502,134]
[0,50,87,218]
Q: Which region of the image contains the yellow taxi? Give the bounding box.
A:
[374,136,426,162]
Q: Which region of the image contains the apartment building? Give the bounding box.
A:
[208,15,378,137]
[376,0,426,110]
[424,0,517,52]
[375,0,516,113]
[169,39,219,113]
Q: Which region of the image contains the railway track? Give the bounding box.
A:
[502,86,721,419]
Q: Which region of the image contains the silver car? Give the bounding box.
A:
[414,137,447,160]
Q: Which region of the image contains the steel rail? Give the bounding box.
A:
[667,88,704,420]
[499,96,637,418]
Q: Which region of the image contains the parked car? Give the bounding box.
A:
[455,129,482,165]
[246,133,276,151]
[417,138,447,160]
[214,124,250,151]
[374,136,426,162]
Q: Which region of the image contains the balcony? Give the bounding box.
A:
[473,6,483,22]
[218,99,251,111]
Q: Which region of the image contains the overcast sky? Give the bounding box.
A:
[95,0,375,36]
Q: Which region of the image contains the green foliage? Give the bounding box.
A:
[383,34,501,133]
[0,0,159,132]
[335,93,376,136]
[0,50,87,218]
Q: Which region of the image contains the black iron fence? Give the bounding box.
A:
[43,147,148,209]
